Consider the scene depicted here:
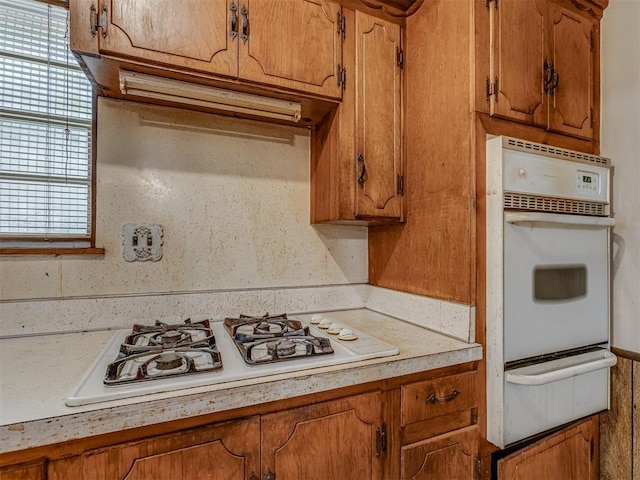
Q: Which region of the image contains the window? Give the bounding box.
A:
[0,0,94,249]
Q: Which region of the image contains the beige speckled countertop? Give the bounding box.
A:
[0,309,481,454]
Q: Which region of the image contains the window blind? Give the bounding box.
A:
[0,0,93,241]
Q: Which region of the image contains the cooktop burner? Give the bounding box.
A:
[104,319,223,386]
[66,312,400,407]
[224,313,334,365]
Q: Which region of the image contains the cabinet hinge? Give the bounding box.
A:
[397,175,404,195]
[590,30,595,52]
[486,76,498,100]
[337,65,346,90]
[375,423,387,457]
[337,11,346,40]
[474,456,482,480]
[590,107,594,129]
[90,4,108,38]
[396,47,404,69]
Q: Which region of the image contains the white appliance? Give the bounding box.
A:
[485,136,617,448]
[66,313,398,407]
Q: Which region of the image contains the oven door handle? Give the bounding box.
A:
[505,351,617,386]
[505,212,615,228]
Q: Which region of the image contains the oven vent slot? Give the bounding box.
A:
[504,138,610,167]
[504,193,606,216]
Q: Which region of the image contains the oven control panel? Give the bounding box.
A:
[577,170,600,193]
[503,150,609,204]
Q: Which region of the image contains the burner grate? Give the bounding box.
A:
[224,314,334,365]
[104,319,223,386]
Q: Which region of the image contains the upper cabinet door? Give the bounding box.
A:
[238,0,343,99]
[547,4,595,139]
[98,0,237,78]
[490,0,547,127]
[354,12,403,220]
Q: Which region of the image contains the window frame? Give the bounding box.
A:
[0,0,103,255]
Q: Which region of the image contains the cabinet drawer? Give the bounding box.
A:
[401,372,476,426]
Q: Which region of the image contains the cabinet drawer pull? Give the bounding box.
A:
[263,470,276,480]
[426,388,459,403]
[249,473,259,480]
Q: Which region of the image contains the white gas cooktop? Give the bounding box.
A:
[66,314,399,407]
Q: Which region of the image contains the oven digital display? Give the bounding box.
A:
[577,170,599,192]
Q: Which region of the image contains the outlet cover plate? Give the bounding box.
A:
[122,224,163,262]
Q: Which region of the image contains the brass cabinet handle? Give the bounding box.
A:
[357,154,366,186]
[543,61,560,96]
[229,2,238,40]
[426,388,459,403]
[240,6,249,43]
[264,470,276,480]
[549,71,560,96]
[249,473,259,480]
[543,60,553,92]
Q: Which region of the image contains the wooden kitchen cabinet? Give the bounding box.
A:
[400,371,479,480]
[87,0,236,79]
[0,461,45,480]
[237,0,343,99]
[497,415,599,480]
[487,0,597,140]
[45,392,387,480]
[261,392,386,480]
[0,365,479,480]
[47,417,261,480]
[401,426,479,480]
[72,0,343,100]
[68,0,343,127]
[311,8,404,224]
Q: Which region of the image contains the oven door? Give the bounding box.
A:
[503,212,615,363]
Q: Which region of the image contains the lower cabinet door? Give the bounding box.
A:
[0,461,45,480]
[261,392,385,480]
[401,425,478,480]
[497,415,598,480]
[47,417,260,480]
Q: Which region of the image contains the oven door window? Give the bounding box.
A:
[534,265,587,301]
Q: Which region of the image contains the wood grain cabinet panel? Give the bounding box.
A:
[98,0,237,78]
[497,415,599,480]
[310,8,404,224]
[239,0,343,99]
[547,3,596,139]
[261,392,385,480]
[490,0,547,127]
[47,417,260,480]
[488,0,597,140]
[72,0,344,102]
[401,425,479,480]
[0,461,45,480]
[354,10,403,220]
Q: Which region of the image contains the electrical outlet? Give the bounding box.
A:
[122,224,163,262]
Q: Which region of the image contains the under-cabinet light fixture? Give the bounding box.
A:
[119,70,302,123]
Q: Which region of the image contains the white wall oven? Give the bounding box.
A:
[485,136,616,448]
